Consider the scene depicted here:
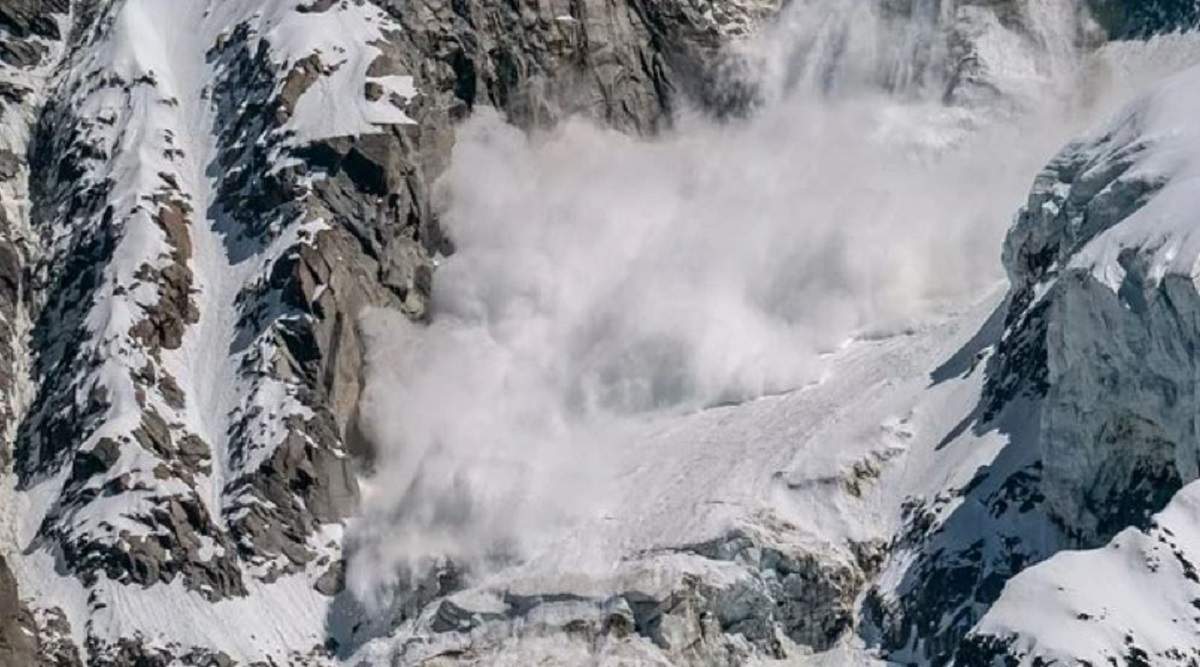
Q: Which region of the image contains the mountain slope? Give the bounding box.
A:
[960,59,1200,667]
[3,0,1200,665]
[0,0,782,663]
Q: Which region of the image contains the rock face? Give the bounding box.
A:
[0,553,79,666]
[0,0,68,657]
[865,59,1200,665]
[372,0,780,135]
[1089,0,1200,37]
[0,555,41,666]
[951,62,1200,667]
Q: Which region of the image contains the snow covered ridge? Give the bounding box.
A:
[862,58,1200,664]
[3,0,439,662]
[969,481,1200,665]
[950,61,1200,666]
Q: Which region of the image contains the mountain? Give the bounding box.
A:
[960,58,1200,667]
[1,0,1200,665]
[0,1,782,663]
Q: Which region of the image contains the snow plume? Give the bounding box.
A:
[345,0,1198,609]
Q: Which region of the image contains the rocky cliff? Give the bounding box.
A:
[863,54,1200,665]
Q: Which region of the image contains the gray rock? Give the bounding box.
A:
[314,558,346,596]
[0,149,20,181]
[0,555,41,666]
[1088,0,1200,37]
[866,82,1200,664]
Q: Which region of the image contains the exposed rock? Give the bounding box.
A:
[0,0,66,71]
[0,150,20,181]
[1089,0,1200,38]
[344,524,870,664]
[86,636,238,667]
[867,64,1200,664]
[1,560,78,665]
[0,0,68,41]
[0,555,41,666]
[128,201,199,352]
[681,529,866,652]
[372,0,780,136]
[315,558,346,596]
[0,37,47,69]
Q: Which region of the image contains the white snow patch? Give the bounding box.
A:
[266,2,417,141]
[976,480,1200,664]
[1065,63,1200,292]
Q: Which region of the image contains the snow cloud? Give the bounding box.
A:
[342,0,1200,611]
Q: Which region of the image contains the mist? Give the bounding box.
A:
[342,0,1200,612]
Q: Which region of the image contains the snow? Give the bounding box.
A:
[344,287,1008,663]
[13,547,334,662]
[339,285,1013,664]
[8,0,1200,662]
[975,480,1200,664]
[1065,64,1200,292]
[611,293,1002,556]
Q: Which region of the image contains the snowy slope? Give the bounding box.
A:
[336,5,1200,665]
[960,60,1200,667]
[970,481,1200,665]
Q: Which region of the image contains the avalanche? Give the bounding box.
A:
[3,0,1200,665]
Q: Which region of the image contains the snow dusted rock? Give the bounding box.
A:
[2,0,1199,664]
[866,60,1200,664]
[1090,0,1200,38]
[0,553,80,666]
[0,0,67,69]
[0,555,42,666]
[944,0,1101,108]
[940,60,1200,667]
[993,70,1200,545]
[0,0,68,657]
